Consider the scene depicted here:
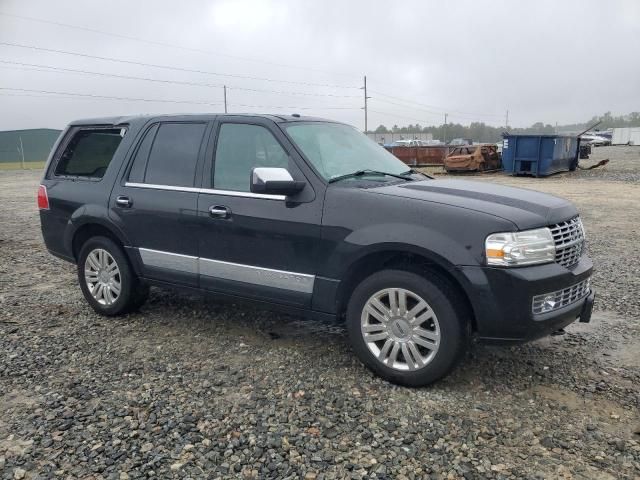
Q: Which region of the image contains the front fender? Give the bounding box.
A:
[334,223,478,275]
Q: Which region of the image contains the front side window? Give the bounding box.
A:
[55,128,124,178]
[284,122,409,181]
[213,123,288,192]
[144,123,206,187]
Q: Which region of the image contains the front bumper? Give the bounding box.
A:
[456,255,594,343]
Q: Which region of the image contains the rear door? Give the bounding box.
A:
[196,117,323,307]
[109,120,210,287]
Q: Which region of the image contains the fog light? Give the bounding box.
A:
[540,295,557,313]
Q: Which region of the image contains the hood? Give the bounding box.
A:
[367,179,577,230]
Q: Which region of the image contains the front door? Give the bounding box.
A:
[110,120,209,287]
[196,117,322,307]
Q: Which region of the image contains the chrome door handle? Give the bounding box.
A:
[116,195,132,208]
[209,205,231,219]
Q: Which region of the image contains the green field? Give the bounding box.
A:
[0,161,46,171]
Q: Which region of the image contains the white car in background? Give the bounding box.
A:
[580,134,610,147]
[394,139,430,147]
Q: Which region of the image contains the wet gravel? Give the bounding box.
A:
[1,149,639,479]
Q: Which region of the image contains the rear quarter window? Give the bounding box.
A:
[54,128,125,179]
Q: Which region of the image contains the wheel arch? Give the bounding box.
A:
[335,246,478,333]
[69,221,128,261]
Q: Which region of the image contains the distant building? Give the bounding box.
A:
[611,127,640,146]
[366,132,433,145]
[0,128,62,164]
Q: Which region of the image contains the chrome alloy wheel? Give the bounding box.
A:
[361,288,440,371]
[84,248,121,306]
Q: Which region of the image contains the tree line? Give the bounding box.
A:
[372,112,640,143]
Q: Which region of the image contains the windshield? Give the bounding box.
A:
[283,122,410,181]
[452,146,477,155]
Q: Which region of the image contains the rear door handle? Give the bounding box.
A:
[115,195,132,208]
[209,205,231,219]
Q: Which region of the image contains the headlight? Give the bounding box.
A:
[485,228,555,266]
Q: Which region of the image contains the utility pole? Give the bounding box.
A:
[443,113,448,143]
[223,85,228,113]
[361,75,371,133]
[18,136,25,169]
[505,109,509,129]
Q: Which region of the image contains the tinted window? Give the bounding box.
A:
[145,123,206,187]
[128,124,158,183]
[55,128,124,178]
[213,123,288,191]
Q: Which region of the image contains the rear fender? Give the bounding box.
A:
[63,204,131,259]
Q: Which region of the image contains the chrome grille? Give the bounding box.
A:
[532,277,591,314]
[549,216,585,268]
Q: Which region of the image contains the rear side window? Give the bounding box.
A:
[55,128,124,178]
[143,123,206,187]
[127,124,159,183]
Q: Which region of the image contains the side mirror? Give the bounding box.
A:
[250,167,305,196]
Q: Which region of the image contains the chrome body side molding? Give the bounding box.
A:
[138,248,198,274]
[137,248,314,293]
[199,257,315,294]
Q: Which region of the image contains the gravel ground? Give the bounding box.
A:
[1,146,639,479]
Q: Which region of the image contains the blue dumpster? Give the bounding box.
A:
[502,135,579,177]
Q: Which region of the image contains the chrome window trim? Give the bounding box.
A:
[126,182,201,193]
[200,188,286,201]
[124,182,286,200]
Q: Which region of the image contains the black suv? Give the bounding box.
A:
[39,114,594,386]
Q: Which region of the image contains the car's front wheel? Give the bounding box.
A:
[77,236,148,316]
[346,269,467,387]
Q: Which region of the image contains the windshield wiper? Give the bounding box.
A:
[329,169,414,184]
[402,168,431,179]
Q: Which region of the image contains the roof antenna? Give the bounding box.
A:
[292,113,301,118]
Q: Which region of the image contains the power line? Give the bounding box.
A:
[231,103,356,110]
[0,10,358,79]
[371,96,505,124]
[0,41,360,90]
[369,89,504,119]
[0,87,359,111]
[0,60,361,98]
[0,92,86,98]
[370,97,445,118]
[368,109,435,125]
[0,87,223,106]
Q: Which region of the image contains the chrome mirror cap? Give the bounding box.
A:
[252,167,294,184]
[251,167,305,195]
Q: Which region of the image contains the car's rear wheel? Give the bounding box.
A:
[77,236,148,316]
[346,269,467,387]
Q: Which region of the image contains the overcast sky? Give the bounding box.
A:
[0,0,638,131]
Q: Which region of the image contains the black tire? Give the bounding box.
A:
[346,269,467,387]
[77,236,148,316]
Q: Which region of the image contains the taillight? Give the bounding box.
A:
[37,185,49,210]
